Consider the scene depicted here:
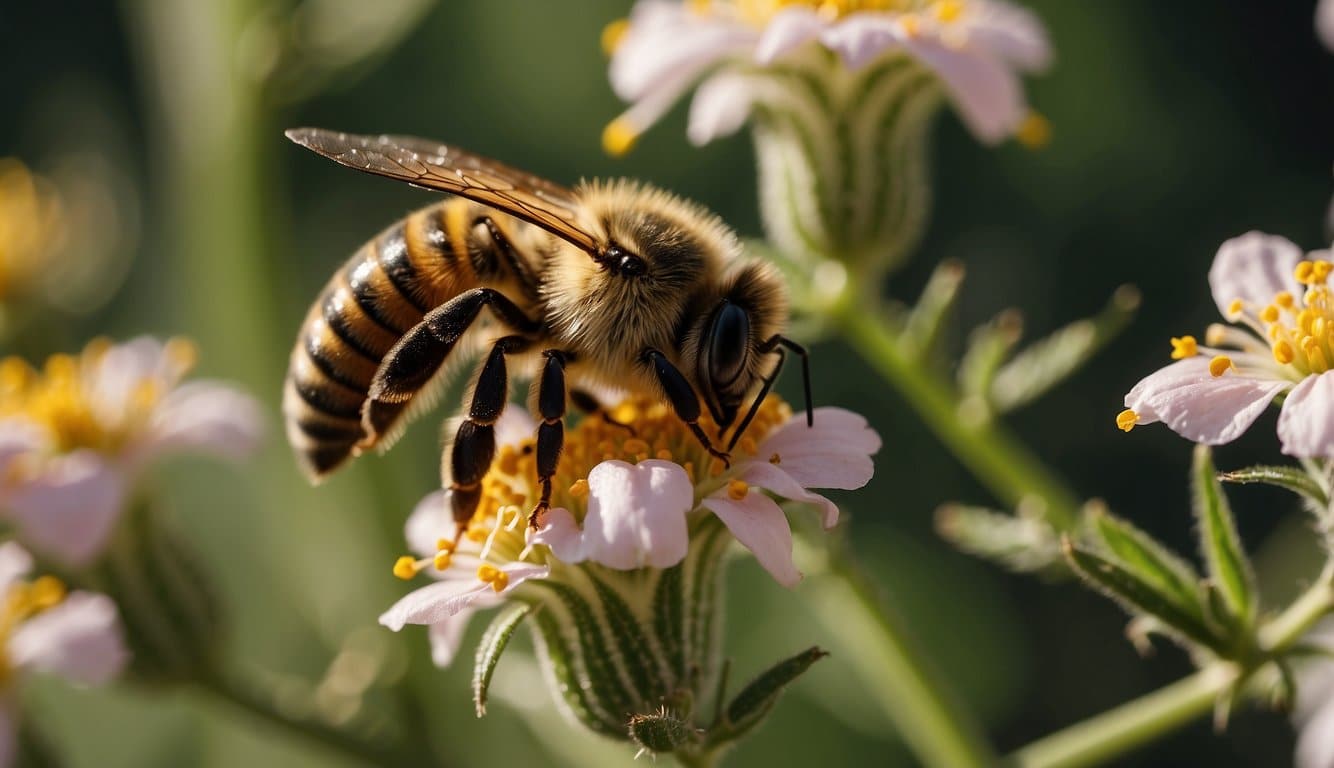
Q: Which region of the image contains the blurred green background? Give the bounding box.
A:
[2,0,1332,765]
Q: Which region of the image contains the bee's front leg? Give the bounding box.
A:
[643,348,730,468]
[529,350,570,529]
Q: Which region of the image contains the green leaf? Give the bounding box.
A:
[935,504,1062,574]
[900,259,966,362]
[1063,538,1221,652]
[991,285,1140,413]
[1087,504,1203,624]
[713,647,828,743]
[1217,464,1329,507]
[957,309,1023,400]
[472,602,534,717]
[1191,445,1257,626]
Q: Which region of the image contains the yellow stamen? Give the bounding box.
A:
[477,564,509,592]
[436,538,455,553]
[1116,409,1138,433]
[1310,346,1330,374]
[1226,299,1245,319]
[899,14,920,37]
[602,118,639,157]
[1169,335,1197,360]
[1205,324,1228,346]
[601,18,630,56]
[727,479,750,500]
[1273,339,1296,365]
[393,556,419,581]
[933,0,964,23]
[1276,291,1295,308]
[622,438,650,456]
[28,576,65,610]
[1014,110,1051,150]
[1208,355,1234,377]
[1315,260,1333,283]
[1296,260,1316,284]
[433,552,452,571]
[569,478,589,498]
[1260,305,1280,324]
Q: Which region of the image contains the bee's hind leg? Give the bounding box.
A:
[529,350,570,529]
[643,348,730,468]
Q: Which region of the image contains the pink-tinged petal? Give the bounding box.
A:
[687,72,758,145]
[88,337,168,418]
[819,16,902,71]
[5,452,127,567]
[404,490,451,558]
[1208,232,1304,317]
[427,607,476,668]
[531,507,586,564]
[0,543,32,593]
[701,490,800,587]
[1298,698,1334,768]
[9,592,129,686]
[582,459,691,569]
[963,0,1052,71]
[757,407,880,490]
[907,37,1025,143]
[379,564,547,631]
[1124,357,1289,445]
[0,420,45,478]
[493,407,536,449]
[1320,0,1334,52]
[737,461,838,528]
[1278,372,1334,458]
[140,380,264,465]
[610,2,756,100]
[753,6,825,64]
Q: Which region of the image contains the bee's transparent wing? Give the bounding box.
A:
[286,128,598,254]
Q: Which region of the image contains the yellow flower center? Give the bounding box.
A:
[0,159,66,302]
[0,338,196,455]
[690,0,961,25]
[0,574,66,685]
[1251,259,1334,377]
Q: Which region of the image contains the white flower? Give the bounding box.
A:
[1295,621,1334,768]
[604,0,1051,152]
[0,541,128,767]
[0,337,263,565]
[1118,232,1334,458]
[1319,0,1334,52]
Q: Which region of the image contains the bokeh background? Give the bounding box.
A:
[2,0,1332,765]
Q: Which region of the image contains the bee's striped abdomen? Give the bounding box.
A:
[284,198,536,480]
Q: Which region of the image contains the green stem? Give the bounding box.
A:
[833,299,1082,529]
[1010,568,1334,768]
[196,671,409,767]
[810,546,997,768]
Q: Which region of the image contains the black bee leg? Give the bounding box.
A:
[446,335,531,541]
[726,348,786,452]
[643,348,730,468]
[529,350,569,529]
[570,389,637,435]
[362,288,539,446]
[759,334,813,428]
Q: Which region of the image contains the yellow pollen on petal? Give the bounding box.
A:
[1014,110,1051,150]
[1169,335,1198,360]
[602,118,640,158]
[1260,305,1280,324]
[1296,261,1316,285]
[477,564,509,592]
[727,479,750,500]
[393,556,419,581]
[601,18,630,56]
[1273,339,1296,365]
[1208,355,1234,377]
[1276,291,1295,309]
[1116,409,1138,433]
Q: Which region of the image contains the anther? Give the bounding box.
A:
[1273,340,1296,365]
[727,479,750,500]
[1315,260,1332,283]
[602,118,639,157]
[1169,335,1198,360]
[569,478,589,498]
[601,18,629,55]
[1296,261,1316,284]
[1276,291,1295,308]
[1116,409,1138,432]
[1226,299,1244,319]
[29,576,65,610]
[393,556,419,581]
[1208,355,1234,377]
[436,538,455,553]
[1260,305,1280,324]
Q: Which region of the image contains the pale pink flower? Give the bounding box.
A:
[1319,0,1334,52]
[1119,232,1334,458]
[1295,621,1334,768]
[0,542,128,767]
[0,337,263,565]
[604,0,1051,152]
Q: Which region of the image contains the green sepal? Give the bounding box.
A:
[628,708,697,755]
[1063,538,1221,653]
[1191,445,1257,627]
[990,285,1140,413]
[900,259,966,363]
[472,601,535,717]
[1087,504,1203,624]
[710,646,829,744]
[1217,464,1329,508]
[935,503,1062,575]
[957,310,1023,402]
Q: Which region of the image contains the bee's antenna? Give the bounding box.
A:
[727,349,786,452]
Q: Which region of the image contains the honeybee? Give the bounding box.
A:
[282,128,811,535]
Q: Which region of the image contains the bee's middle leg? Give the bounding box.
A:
[529,350,570,528]
[447,334,531,541]
[643,348,730,467]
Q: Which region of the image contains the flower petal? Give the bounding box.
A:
[610,2,756,100]
[0,420,45,480]
[1208,232,1304,318]
[404,489,451,558]
[907,36,1025,143]
[1298,697,1334,768]
[819,16,902,71]
[1278,371,1334,458]
[1320,0,1334,52]
[1124,357,1289,445]
[736,461,838,528]
[140,380,264,464]
[378,564,547,631]
[701,490,800,587]
[428,607,476,668]
[687,71,758,145]
[531,507,586,564]
[9,591,129,686]
[757,407,880,490]
[963,0,1052,71]
[753,6,825,64]
[493,407,537,449]
[5,452,127,566]
[582,459,692,569]
[0,543,32,593]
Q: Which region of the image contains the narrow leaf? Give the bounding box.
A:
[473,602,534,717]
[991,285,1141,413]
[935,504,1062,574]
[714,647,828,742]
[1063,539,1221,652]
[1191,445,1257,626]
[1217,464,1328,507]
[1087,504,1203,623]
[900,259,966,362]
[957,310,1023,399]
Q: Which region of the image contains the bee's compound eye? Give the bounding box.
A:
[605,245,646,277]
